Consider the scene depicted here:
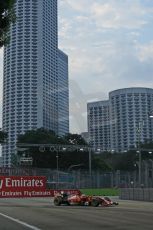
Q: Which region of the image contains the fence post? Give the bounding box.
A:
[111,172,114,188]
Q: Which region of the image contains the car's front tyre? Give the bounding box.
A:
[54,197,62,206]
[91,199,99,207]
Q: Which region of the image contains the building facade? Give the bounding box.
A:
[58,49,69,136]
[87,100,110,151]
[2,0,69,166]
[109,88,153,152]
[87,88,153,152]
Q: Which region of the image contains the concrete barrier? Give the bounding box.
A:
[120,188,153,201]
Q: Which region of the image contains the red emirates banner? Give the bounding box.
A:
[0,176,52,198]
[0,176,81,198]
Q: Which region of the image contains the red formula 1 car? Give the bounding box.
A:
[54,191,118,207]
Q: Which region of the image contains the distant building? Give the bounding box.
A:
[87,100,110,151]
[87,88,153,152]
[58,49,69,136]
[109,88,153,152]
[0,155,2,167]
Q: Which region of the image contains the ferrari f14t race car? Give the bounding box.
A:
[54,191,119,207]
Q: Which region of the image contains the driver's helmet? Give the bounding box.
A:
[81,194,86,197]
[60,191,67,197]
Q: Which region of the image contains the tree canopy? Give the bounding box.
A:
[0,0,16,47]
[17,128,65,144]
[17,128,153,171]
[64,133,88,145]
[17,129,90,170]
[16,129,110,171]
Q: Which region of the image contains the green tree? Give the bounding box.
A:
[64,133,87,145]
[0,0,16,47]
[17,129,89,169]
[92,155,112,171]
[141,140,153,149]
[114,152,137,171]
[17,128,65,144]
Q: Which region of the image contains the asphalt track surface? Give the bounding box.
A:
[0,197,153,230]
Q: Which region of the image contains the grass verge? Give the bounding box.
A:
[80,188,119,196]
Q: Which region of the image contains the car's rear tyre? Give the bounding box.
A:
[54,197,62,206]
[80,201,85,206]
[113,202,119,205]
[91,199,99,207]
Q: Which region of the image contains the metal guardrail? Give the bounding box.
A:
[120,188,153,201]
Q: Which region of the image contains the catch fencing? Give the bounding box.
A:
[120,188,153,201]
[0,166,153,189]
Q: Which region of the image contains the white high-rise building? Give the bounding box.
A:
[58,49,69,136]
[87,100,110,152]
[2,0,69,166]
[109,88,153,152]
[87,88,153,152]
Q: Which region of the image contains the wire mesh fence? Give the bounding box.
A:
[0,162,153,189]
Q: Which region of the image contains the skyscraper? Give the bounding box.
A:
[109,88,153,152]
[58,49,69,136]
[2,0,69,166]
[87,88,153,152]
[87,100,110,151]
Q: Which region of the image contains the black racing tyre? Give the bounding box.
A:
[113,202,119,205]
[54,197,62,206]
[80,201,85,206]
[91,199,99,207]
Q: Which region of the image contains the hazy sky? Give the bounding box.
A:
[1,0,153,134]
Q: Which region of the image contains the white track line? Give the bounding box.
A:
[0,212,42,230]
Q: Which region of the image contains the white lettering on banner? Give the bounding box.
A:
[0,176,53,198]
[23,191,51,196]
[5,178,11,187]
[2,191,22,196]
[3,178,44,188]
[24,191,32,197]
[0,180,3,189]
[32,191,51,196]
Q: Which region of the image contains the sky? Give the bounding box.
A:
[1,0,153,134]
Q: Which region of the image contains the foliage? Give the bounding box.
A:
[98,146,153,171]
[17,128,65,144]
[17,129,90,169]
[99,151,138,171]
[30,150,89,170]
[113,152,137,171]
[64,133,88,145]
[141,140,153,149]
[92,155,112,171]
[17,129,153,171]
[0,0,16,47]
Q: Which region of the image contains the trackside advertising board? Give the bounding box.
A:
[0,176,81,198]
[0,176,51,198]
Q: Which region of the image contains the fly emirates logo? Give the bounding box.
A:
[0,177,44,189]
